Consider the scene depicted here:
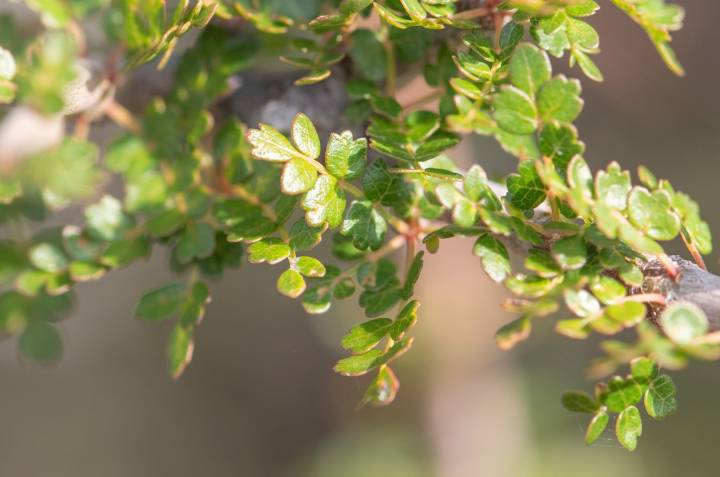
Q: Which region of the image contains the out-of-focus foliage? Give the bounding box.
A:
[0,0,707,452]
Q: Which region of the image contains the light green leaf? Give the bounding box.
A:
[616,405,642,451]
[552,235,587,270]
[277,269,306,298]
[302,175,346,228]
[341,318,393,353]
[291,113,321,160]
[399,0,426,20]
[247,124,298,162]
[637,165,658,189]
[29,243,68,273]
[606,301,646,326]
[564,289,600,317]
[282,158,318,195]
[537,75,583,123]
[567,155,594,217]
[590,276,626,304]
[660,301,708,344]
[605,376,644,413]
[69,260,106,282]
[463,164,489,202]
[295,256,326,277]
[248,238,291,264]
[525,248,561,277]
[509,43,552,95]
[566,1,600,17]
[556,318,590,339]
[585,409,609,445]
[85,195,133,241]
[631,357,658,380]
[325,131,367,179]
[0,47,16,80]
[506,274,561,298]
[473,234,511,283]
[494,86,538,135]
[595,162,631,210]
[574,49,604,82]
[450,77,483,100]
[627,187,681,240]
[452,198,476,228]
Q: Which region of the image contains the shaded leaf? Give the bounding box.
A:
[135,283,186,321]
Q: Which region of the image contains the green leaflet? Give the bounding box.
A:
[341,201,387,251]
[509,43,551,95]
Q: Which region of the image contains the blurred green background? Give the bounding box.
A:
[1,1,719,476]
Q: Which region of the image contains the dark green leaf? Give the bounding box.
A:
[402,252,424,299]
[135,283,186,321]
[248,238,291,264]
[390,300,419,340]
[176,222,215,264]
[561,391,598,413]
[644,374,677,419]
[360,287,403,317]
[341,201,387,251]
[506,161,546,210]
[19,322,62,363]
[350,29,387,82]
